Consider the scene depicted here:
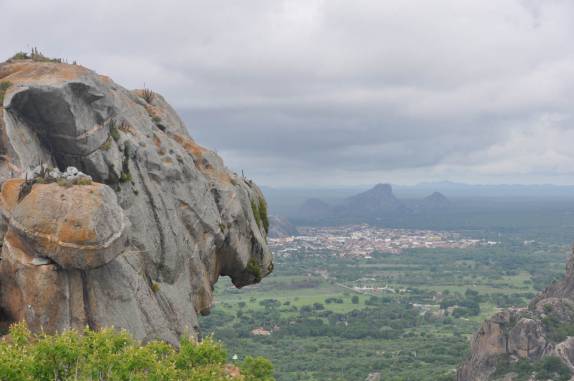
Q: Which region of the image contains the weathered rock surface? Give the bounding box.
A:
[457,249,574,380]
[0,58,272,343]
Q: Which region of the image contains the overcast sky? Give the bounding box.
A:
[2,0,574,187]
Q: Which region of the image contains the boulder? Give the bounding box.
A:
[0,58,272,343]
[9,182,128,269]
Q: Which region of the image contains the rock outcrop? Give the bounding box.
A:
[457,249,574,380]
[0,57,272,344]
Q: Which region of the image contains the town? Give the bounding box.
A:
[269,225,495,257]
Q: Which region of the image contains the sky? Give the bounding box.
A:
[1,0,574,187]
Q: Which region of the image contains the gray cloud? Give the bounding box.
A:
[2,0,573,186]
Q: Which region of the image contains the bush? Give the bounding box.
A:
[494,354,571,381]
[0,81,12,105]
[0,322,275,380]
[242,356,274,381]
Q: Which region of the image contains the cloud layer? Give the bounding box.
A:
[2,0,573,186]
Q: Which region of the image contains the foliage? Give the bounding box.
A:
[0,322,274,381]
[119,171,133,183]
[56,177,92,187]
[9,48,62,63]
[250,198,269,235]
[101,136,113,151]
[494,355,571,381]
[0,81,12,105]
[201,237,570,381]
[241,357,274,381]
[258,198,269,235]
[542,313,574,343]
[10,52,29,60]
[119,144,132,184]
[109,121,121,142]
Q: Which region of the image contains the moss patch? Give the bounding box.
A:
[251,197,269,235]
[246,259,262,283]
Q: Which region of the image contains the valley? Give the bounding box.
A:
[201,231,570,380]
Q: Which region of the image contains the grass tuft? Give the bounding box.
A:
[0,81,12,106]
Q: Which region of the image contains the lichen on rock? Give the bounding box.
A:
[0,58,273,343]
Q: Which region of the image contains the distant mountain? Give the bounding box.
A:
[336,183,408,218]
[268,216,299,238]
[415,192,451,211]
[290,184,459,224]
[298,198,331,220]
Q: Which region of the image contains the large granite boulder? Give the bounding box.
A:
[457,249,574,380]
[9,181,128,269]
[0,57,273,343]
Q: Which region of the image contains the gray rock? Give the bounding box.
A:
[0,59,273,343]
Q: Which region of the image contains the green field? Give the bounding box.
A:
[201,239,570,381]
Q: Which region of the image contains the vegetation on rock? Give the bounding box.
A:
[246,259,262,283]
[0,81,11,105]
[142,88,155,103]
[251,198,269,235]
[493,355,571,381]
[9,48,63,63]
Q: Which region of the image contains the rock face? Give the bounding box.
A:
[457,249,574,380]
[0,58,272,343]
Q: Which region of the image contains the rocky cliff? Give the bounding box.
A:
[457,249,574,380]
[0,56,273,344]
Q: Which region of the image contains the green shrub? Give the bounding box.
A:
[109,121,121,141]
[0,81,12,105]
[119,170,132,183]
[542,313,574,343]
[0,322,275,380]
[10,52,29,60]
[241,356,274,381]
[493,354,571,381]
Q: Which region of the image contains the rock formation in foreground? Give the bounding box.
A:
[0,56,273,344]
[457,249,574,380]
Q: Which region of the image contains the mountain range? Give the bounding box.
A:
[294,183,450,224]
